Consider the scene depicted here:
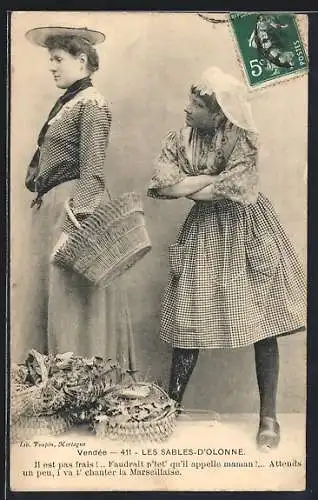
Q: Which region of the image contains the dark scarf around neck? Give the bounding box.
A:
[26,76,93,203]
[38,76,93,147]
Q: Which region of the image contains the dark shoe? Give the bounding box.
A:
[256,416,280,452]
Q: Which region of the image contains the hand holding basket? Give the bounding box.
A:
[52,192,152,287]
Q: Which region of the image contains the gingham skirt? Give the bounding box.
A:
[160,193,306,349]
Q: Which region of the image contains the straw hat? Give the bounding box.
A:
[25,26,105,47]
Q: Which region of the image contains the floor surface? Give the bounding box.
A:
[10,413,306,492]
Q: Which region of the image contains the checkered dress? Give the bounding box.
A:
[17,86,136,369]
[148,124,306,349]
[36,86,112,232]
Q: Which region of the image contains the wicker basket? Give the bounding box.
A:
[61,371,129,411]
[52,192,152,287]
[93,383,177,443]
[11,351,131,421]
[11,349,65,422]
[11,413,74,443]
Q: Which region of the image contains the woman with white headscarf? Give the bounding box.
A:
[148,67,306,451]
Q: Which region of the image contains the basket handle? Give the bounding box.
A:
[64,199,82,229]
[64,185,113,230]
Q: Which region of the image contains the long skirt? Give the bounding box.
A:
[11,181,136,371]
[160,193,306,349]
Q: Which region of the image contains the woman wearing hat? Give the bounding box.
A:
[18,26,136,373]
[148,67,306,451]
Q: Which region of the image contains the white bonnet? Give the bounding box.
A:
[193,66,258,133]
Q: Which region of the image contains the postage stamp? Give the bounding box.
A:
[229,12,308,88]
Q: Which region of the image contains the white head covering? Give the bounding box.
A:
[193,66,258,133]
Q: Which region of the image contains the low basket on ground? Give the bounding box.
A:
[10,349,132,441]
[93,382,177,443]
[52,192,152,287]
[11,414,74,442]
[11,349,65,422]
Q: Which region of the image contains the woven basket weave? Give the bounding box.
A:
[11,350,129,421]
[11,349,65,421]
[52,192,152,287]
[11,414,74,443]
[93,383,177,443]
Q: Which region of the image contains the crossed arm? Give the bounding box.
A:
[153,129,259,204]
[157,174,222,201]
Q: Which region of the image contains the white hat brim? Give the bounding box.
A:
[25,26,105,47]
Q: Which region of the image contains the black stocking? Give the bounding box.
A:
[254,337,279,421]
[168,348,199,405]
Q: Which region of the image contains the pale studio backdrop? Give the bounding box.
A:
[10,12,307,413]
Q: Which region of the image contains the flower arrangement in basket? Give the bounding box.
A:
[92,382,177,443]
[11,349,132,441]
[52,192,152,287]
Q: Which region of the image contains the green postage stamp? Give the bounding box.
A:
[229,12,308,88]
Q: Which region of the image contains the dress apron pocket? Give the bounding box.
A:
[246,232,280,277]
[168,243,185,279]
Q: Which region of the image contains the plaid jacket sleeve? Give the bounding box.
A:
[62,100,112,232]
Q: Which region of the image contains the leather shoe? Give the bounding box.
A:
[256,416,280,452]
